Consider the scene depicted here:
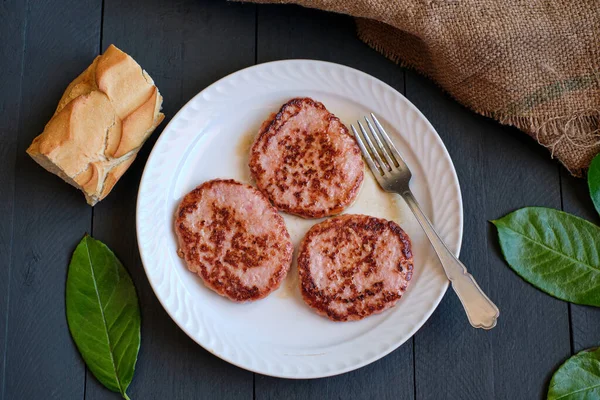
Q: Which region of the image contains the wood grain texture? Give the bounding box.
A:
[255,349,413,400]
[86,0,256,398]
[0,2,27,398]
[560,170,600,353]
[0,1,583,399]
[257,4,404,87]
[255,5,413,400]
[3,0,101,398]
[406,71,571,400]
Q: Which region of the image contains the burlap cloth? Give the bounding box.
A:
[248,0,600,176]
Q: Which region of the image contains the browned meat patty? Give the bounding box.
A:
[249,98,364,219]
[175,179,293,302]
[298,214,413,321]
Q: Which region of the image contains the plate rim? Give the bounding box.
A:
[136,59,463,379]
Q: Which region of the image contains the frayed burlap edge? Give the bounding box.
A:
[356,21,600,177]
[496,114,600,177]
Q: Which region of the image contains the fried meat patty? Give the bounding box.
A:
[249,98,364,218]
[175,179,293,302]
[298,214,413,321]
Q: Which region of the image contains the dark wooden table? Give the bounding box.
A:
[2,1,599,399]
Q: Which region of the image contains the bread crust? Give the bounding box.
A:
[298,214,414,321]
[26,44,164,205]
[249,98,364,218]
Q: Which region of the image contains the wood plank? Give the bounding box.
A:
[560,170,600,353]
[406,71,571,399]
[255,351,414,400]
[86,0,256,398]
[255,5,413,399]
[0,2,27,398]
[257,4,404,86]
[3,0,101,398]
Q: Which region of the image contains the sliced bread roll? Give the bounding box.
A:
[27,44,164,206]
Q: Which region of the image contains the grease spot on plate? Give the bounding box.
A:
[236,130,257,184]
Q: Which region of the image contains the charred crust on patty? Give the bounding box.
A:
[175,179,293,302]
[249,98,364,219]
[298,214,413,321]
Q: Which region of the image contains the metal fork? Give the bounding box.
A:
[351,114,499,330]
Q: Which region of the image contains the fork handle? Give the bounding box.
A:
[402,190,499,329]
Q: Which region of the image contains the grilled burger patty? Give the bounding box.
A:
[175,179,293,302]
[298,214,413,321]
[249,98,364,219]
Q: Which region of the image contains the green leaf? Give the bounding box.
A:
[491,207,600,306]
[588,153,600,218]
[66,235,140,400]
[548,348,600,400]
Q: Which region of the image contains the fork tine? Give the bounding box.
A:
[351,125,382,176]
[370,113,405,167]
[358,121,388,173]
[364,116,396,170]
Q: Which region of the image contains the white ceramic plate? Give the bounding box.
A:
[136,60,463,379]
